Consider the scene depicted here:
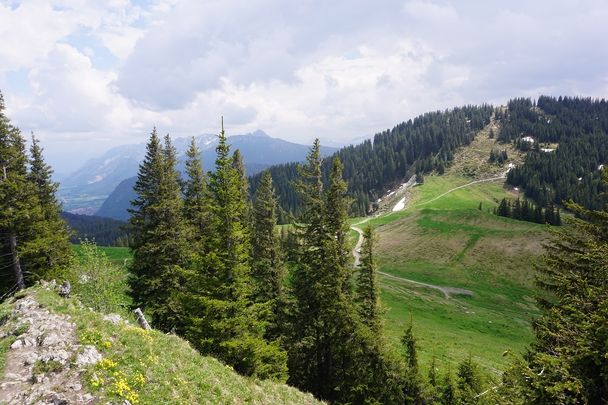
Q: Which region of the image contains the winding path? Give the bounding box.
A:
[349,175,507,299]
[412,175,506,208]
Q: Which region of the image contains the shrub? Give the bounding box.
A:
[66,241,131,314]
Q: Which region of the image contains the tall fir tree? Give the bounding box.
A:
[251,170,284,304]
[500,178,608,403]
[0,94,70,295]
[288,142,407,403]
[181,120,287,381]
[231,148,252,226]
[128,129,190,332]
[0,92,34,293]
[183,137,209,248]
[401,321,423,402]
[325,157,351,288]
[355,224,382,333]
[23,134,72,279]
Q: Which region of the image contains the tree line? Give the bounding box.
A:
[494,198,562,226]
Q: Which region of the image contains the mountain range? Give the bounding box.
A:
[58,130,337,216]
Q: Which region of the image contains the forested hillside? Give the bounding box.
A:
[251,105,494,218]
[255,97,608,220]
[502,96,608,209]
[61,212,130,246]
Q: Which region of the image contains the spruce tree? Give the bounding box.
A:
[128,129,190,332]
[456,355,483,402]
[355,224,382,332]
[23,134,72,279]
[181,121,287,381]
[251,170,284,304]
[183,136,209,247]
[503,186,608,402]
[401,321,423,402]
[440,369,458,405]
[231,148,252,226]
[0,93,33,293]
[325,157,351,287]
[288,143,407,403]
[289,141,349,399]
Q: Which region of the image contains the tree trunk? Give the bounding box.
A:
[9,235,25,290]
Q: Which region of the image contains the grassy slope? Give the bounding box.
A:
[370,174,548,376]
[72,244,132,268]
[26,287,321,405]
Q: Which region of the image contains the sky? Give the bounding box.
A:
[1,0,607,174]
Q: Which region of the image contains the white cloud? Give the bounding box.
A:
[0,0,607,174]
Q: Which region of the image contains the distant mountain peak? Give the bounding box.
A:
[249,129,270,138]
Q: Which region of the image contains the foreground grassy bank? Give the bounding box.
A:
[1,287,321,404]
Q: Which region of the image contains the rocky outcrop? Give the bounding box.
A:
[0,294,99,404]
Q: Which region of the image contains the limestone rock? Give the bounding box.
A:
[75,346,102,366]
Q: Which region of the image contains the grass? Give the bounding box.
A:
[33,288,321,404]
[366,173,549,376]
[72,244,132,268]
[33,359,64,375]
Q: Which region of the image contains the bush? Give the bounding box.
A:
[66,241,131,314]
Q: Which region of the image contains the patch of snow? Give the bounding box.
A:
[392,197,406,212]
[387,191,396,197]
[87,175,104,184]
[522,136,535,143]
[541,148,555,153]
[514,187,519,191]
[599,164,605,171]
[377,198,382,203]
[578,177,583,181]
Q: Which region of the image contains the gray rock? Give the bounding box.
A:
[75,346,102,366]
[103,314,123,325]
[41,332,62,346]
[41,349,71,364]
[11,339,23,349]
[22,352,38,365]
[23,336,36,347]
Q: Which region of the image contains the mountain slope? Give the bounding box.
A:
[59,131,337,214]
[95,177,138,221]
[61,212,129,246]
[348,126,549,375]
[0,287,321,404]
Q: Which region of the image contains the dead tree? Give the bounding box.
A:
[133,308,151,330]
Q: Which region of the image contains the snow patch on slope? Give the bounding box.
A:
[392,197,406,212]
